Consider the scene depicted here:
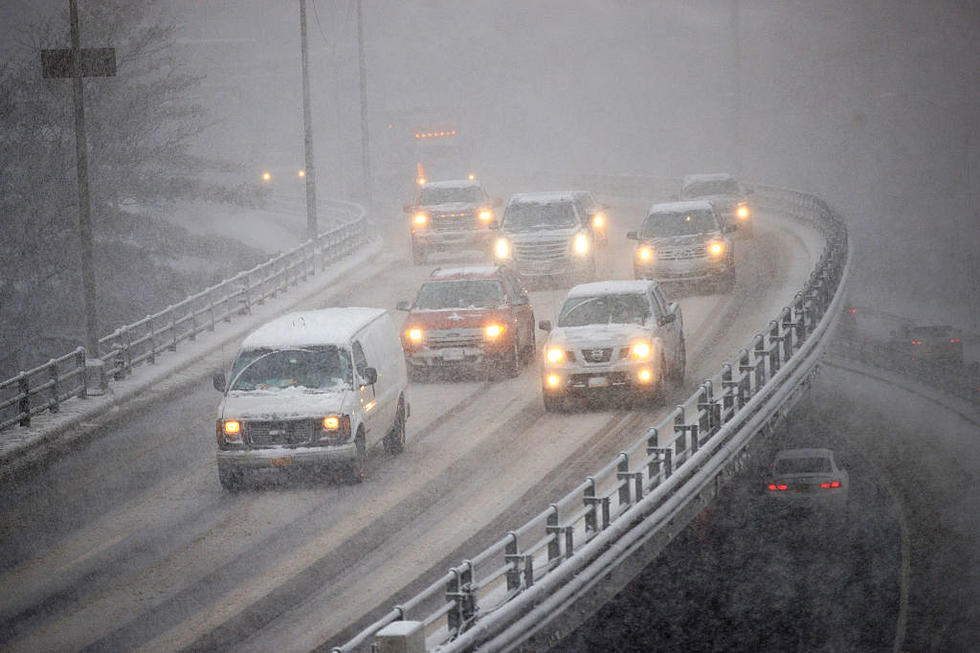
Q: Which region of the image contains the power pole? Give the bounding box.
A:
[356,0,373,206]
[299,0,318,241]
[41,0,116,369]
[731,0,742,177]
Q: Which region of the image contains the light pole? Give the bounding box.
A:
[356,0,373,206]
[299,0,318,241]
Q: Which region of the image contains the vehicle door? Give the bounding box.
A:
[503,271,533,348]
[351,338,384,445]
[649,286,679,362]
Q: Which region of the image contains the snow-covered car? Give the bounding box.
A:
[492,191,598,283]
[404,179,502,264]
[766,448,849,508]
[628,200,736,293]
[680,172,754,235]
[396,265,536,380]
[538,280,685,411]
[211,308,409,489]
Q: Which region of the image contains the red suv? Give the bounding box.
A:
[396,266,536,380]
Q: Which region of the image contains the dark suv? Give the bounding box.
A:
[404,179,502,264]
[396,265,536,380]
[680,173,753,236]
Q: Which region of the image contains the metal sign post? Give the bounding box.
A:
[41,0,116,369]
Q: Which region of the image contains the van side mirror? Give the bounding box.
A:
[659,313,676,326]
[626,231,638,241]
[396,300,411,311]
[363,367,378,385]
[538,320,552,332]
[212,372,226,393]
[493,197,503,207]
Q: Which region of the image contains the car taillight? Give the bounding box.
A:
[767,483,788,491]
[820,480,841,489]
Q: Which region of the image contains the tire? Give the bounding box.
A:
[218,464,244,492]
[718,265,735,294]
[669,335,686,385]
[383,399,407,455]
[345,430,366,483]
[411,237,427,265]
[543,392,562,412]
[495,340,521,379]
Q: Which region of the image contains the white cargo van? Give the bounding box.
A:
[212,308,409,489]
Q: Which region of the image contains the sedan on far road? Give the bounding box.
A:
[766,448,849,508]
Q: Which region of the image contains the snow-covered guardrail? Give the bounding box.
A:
[0,200,366,432]
[333,181,849,652]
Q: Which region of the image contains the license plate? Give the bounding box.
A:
[270,456,293,467]
[441,348,465,361]
[588,376,609,388]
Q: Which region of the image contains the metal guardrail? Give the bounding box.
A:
[0,201,366,432]
[332,180,850,652]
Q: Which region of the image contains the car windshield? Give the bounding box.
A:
[773,456,832,474]
[419,186,483,204]
[558,293,650,327]
[640,209,718,238]
[682,178,739,197]
[229,346,351,392]
[415,279,506,310]
[502,201,578,231]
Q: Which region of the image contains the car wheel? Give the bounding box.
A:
[411,237,427,265]
[670,335,686,385]
[218,464,244,492]
[345,430,366,483]
[543,392,563,412]
[383,399,407,455]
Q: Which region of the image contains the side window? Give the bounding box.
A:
[652,286,670,317]
[352,341,369,378]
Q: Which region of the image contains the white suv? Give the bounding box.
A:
[538,280,685,410]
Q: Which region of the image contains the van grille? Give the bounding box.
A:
[246,419,315,447]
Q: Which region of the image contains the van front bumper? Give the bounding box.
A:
[216,443,357,469]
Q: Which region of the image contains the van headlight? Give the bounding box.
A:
[319,414,351,440]
[707,240,726,257]
[495,238,511,259]
[573,232,590,255]
[485,323,504,339]
[220,419,243,443]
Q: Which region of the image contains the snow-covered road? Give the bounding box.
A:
[0,197,819,652]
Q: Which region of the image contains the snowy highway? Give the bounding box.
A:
[0,196,820,652]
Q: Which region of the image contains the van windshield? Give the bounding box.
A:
[229,346,351,392]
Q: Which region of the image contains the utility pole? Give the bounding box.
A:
[299,0,318,241]
[41,0,116,371]
[731,0,742,177]
[356,0,373,206]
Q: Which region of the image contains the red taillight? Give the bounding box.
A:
[768,483,788,491]
[820,480,842,489]
[846,308,856,314]
[950,338,960,343]
[911,340,922,345]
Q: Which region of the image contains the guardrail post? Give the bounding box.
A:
[583,477,598,534]
[240,276,251,315]
[720,364,736,419]
[673,406,687,453]
[644,428,661,482]
[546,505,561,562]
[616,453,631,506]
[18,372,30,427]
[48,359,59,413]
[445,563,476,635]
[736,348,752,405]
[147,316,156,364]
[697,381,719,435]
[504,532,521,591]
[169,306,178,351]
[780,307,795,360]
[75,348,86,398]
[752,334,767,388]
[767,320,782,374]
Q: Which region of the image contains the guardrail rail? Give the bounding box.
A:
[0,201,366,432]
[333,179,850,652]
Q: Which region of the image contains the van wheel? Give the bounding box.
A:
[543,392,563,413]
[218,464,244,492]
[345,430,366,483]
[383,400,407,455]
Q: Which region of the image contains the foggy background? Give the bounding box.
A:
[2,0,978,327]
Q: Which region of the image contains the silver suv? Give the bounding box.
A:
[680,173,753,236]
[628,200,736,293]
[492,192,598,283]
[538,280,685,410]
